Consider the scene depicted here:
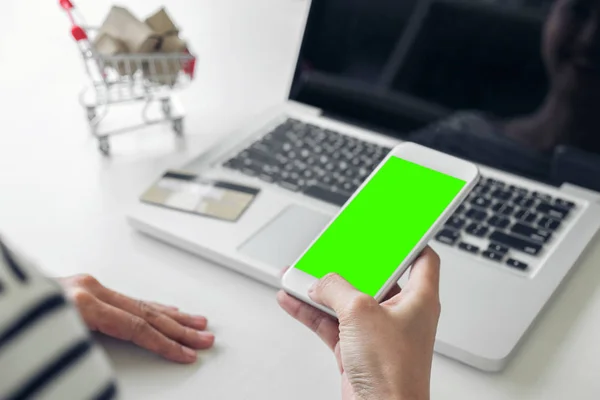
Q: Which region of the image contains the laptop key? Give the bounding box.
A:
[321,175,334,185]
[435,229,460,246]
[489,231,543,256]
[466,208,488,222]
[455,204,467,215]
[492,203,515,217]
[506,258,529,270]
[509,185,528,195]
[554,198,576,210]
[533,192,552,202]
[486,178,504,187]
[511,223,553,243]
[350,157,362,167]
[458,242,480,254]
[537,202,570,220]
[514,196,536,208]
[277,179,301,192]
[446,216,467,230]
[317,155,330,165]
[248,149,280,166]
[259,173,275,183]
[488,243,509,254]
[238,158,263,176]
[491,189,512,201]
[351,177,363,187]
[514,209,538,224]
[275,154,289,165]
[304,184,351,206]
[488,215,511,229]
[483,250,504,262]
[471,196,492,209]
[223,158,242,170]
[303,170,315,179]
[241,167,258,177]
[474,185,492,195]
[538,216,561,231]
[334,174,347,185]
[342,182,356,193]
[466,223,489,238]
[344,167,358,178]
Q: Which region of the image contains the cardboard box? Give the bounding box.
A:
[98,6,159,54]
[94,33,137,76]
[94,32,127,55]
[145,7,179,36]
[160,35,187,53]
[144,36,188,85]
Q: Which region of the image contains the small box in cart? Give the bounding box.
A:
[145,8,180,36]
[95,6,160,54]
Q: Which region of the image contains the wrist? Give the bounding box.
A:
[391,392,429,400]
[390,380,430,400]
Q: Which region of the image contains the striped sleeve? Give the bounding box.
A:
[0,237,119,400]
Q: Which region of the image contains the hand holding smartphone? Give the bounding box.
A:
[281,142,480,317]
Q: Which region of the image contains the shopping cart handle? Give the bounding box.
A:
[59,0,74,10]
[71,26,88,41]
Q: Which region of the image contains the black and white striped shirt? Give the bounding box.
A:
[0,237,118,399]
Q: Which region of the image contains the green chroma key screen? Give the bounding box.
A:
[294,156,466,296]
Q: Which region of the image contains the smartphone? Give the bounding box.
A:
[281,142,480,317]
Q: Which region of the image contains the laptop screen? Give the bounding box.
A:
[289,0,600,190]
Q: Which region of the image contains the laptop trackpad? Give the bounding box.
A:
[238,205,333,270]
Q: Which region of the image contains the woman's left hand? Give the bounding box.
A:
[58,274,214,364]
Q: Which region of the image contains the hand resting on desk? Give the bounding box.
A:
[278,247,441,400]
[58,274,215,364]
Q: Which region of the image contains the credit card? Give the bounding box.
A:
[140,170,260,222]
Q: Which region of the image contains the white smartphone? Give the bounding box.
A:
[281,142,480,317]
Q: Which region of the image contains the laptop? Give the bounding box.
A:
[128,0,600,371]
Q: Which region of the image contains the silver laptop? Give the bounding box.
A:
[128,0,600,371]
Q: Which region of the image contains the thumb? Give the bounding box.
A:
[309,273,363,316]
[404,246,441,300]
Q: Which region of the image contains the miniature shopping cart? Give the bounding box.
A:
[59,0,197,155]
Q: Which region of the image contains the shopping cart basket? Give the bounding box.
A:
[59,0,197,155]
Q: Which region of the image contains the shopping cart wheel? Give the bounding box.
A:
[98,137,110,156]
[86,107,96,121]
[173,118,184,136]
[161,99,172,118]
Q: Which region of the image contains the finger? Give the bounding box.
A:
[309,273,364,316]
[148,303,208,331]
[404,246,441,299]
[148,302,179,311]
[277,291,339,351]
[88,297,199,364]
[99,291,214,350]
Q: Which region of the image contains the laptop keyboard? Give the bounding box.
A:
[223,119,391,206]
[436,178,576,271]
[223,119,577,273]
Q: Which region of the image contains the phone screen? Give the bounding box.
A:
[294,156,466,296]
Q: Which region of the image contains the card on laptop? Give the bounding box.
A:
[140,170,260,221]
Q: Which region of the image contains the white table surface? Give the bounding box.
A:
[1,0,600,399]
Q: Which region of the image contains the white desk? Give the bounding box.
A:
[1,1,599,399]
